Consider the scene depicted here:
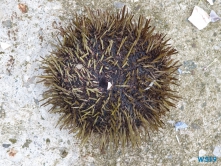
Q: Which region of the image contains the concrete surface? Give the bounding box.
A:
[0,0,221,165]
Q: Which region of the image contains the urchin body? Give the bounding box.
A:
[40,7,179,150]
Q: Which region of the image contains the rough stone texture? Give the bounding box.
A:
[0,0,220,165]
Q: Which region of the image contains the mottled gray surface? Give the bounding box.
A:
[0,0,221,165]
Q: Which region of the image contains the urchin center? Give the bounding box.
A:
[99,76,108,89]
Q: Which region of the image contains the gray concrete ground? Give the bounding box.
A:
[0,0,221,165]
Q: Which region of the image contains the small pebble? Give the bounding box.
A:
[22,139,32,148]
[2,144,11,148]
[7,148,23,162]
[18,3,28,13]
[46,138,50,145]
[59,148,68,158]
[183,60,197,71]
[9,138,17,144]
[2,20,13,28]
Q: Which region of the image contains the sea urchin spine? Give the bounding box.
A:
[39,6,180,150]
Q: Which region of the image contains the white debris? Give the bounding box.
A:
[199,149,207,156]
[175,121,188,131]
[23,74,29,82]
[188,6,220,30]
[107,82,112,90]
[213,146,221,157]
[167,120,175,125]
[188,6,211,30]
[76,64,83,69]
[207,0,214,5]
[175,135,180,144]
[0,42,11,50]
[177,68,182,74]
[144,81,154,90]
[210,10,221,22]
[26,56,31,62]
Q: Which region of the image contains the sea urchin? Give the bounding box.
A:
[39,6,179,150]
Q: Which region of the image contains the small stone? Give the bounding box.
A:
[46,138,50,145]
[2,144,11,148]
[183,60,197,71]
[7,148,23,162]
[22,139,32,148]
[8,148,17,157]
[18,3,28,13]
[59,148,68,158]
[9,138,17,144]
[2,20,13,28]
